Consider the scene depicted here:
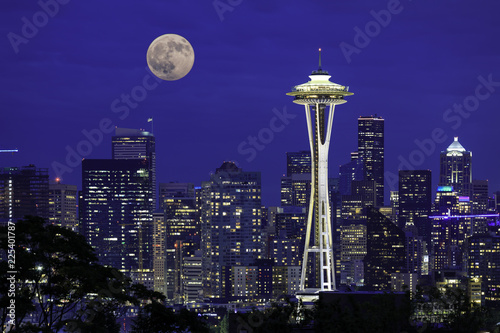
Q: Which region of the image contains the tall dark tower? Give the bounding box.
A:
[358,116,384,206]
[439,136,472,197]
[286,49,353,292]
[364,208,405,290]
[112,127,156,208]
[398,170,432,235]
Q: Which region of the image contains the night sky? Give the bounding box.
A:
[1,0,499,206]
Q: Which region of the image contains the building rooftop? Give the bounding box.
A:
[446,137,466,153]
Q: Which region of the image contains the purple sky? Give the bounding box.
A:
[1,0,499,206]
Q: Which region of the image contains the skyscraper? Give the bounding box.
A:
[358,115,384,206]
[364,208,405,290]
[467,233,500,304]
[281,150,312,207]
[159,182,195,209]
[48,179,78,231]
[472,179,489,234]
[398,170,432,237]
[81,159,153,284]
[286,151,311,176]
[163,184,199,303]
[200,162,262,298]
[430,186,472,272]
[439,137,472,197]
[286,50,353,292]
[339,151,364,196]
[152,211,166,296]
[0,165,49,225]
[112,127,157,208]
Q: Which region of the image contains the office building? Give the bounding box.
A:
[112,127,157,208]
[466,233,500,304]
[280,173,311,207]
[81,159,153,283]
[152,211,166,296]
[340,223,366,286]
[339,151,364,196]
[286,150,311,176]
[364,208,405,291]
[430,186,472,272]
[159,182,195,209]
[358,116,384,206]
[398,170,432,244]
[439,137,472,197]
[164,186,199,303]
[48,179,78,231]
[183,251,203,304]
[0,165,49,225]
[472,179,489,234]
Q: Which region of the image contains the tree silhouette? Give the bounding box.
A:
[1,216,204,332]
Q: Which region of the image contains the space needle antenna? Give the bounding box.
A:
[318,48,322,70]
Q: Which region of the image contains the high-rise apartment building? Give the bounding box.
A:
[81,159,153,283]
[112,128,157,208]
[358,116,384,206]
[200,162,262,298]
[48,180,78,231]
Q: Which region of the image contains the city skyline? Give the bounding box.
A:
[1,1,500,206]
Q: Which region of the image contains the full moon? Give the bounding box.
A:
[146,34,195,81]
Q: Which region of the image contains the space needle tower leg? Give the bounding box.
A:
[287,49,353,293]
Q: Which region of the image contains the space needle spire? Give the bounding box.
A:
[287,49,353,293]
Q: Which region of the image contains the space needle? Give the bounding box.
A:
[287,49,353,293]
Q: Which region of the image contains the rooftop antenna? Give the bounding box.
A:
[318,48,322,71]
